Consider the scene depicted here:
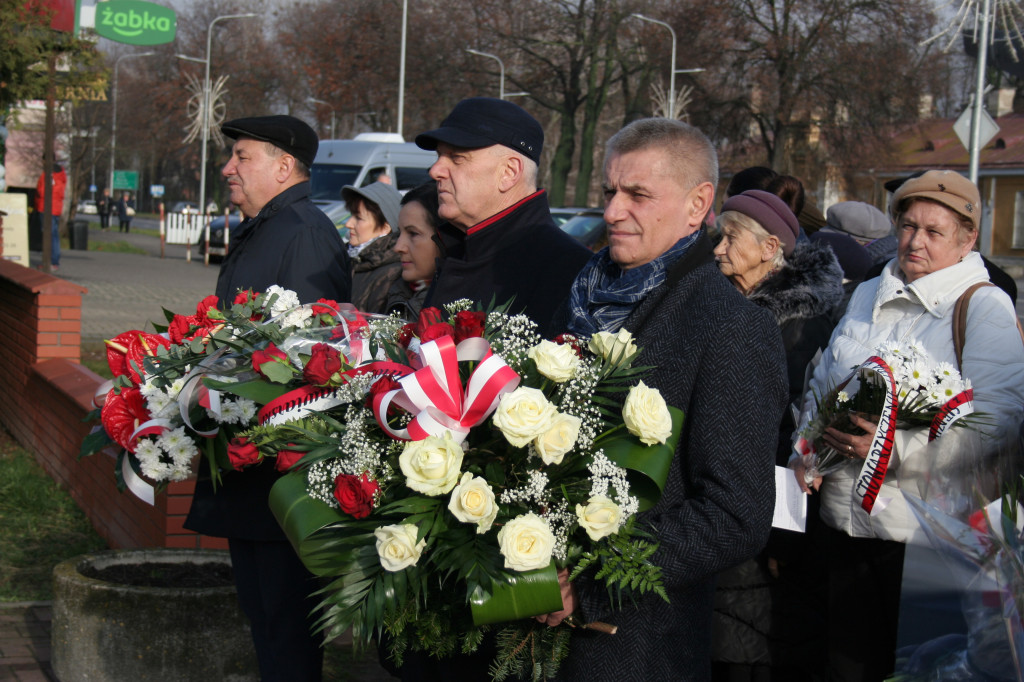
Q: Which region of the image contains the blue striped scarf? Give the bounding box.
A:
[566,232,700,338]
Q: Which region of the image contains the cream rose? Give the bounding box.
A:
[589,329,638,366]
[492,387,558,448]
[576,495,622,541]
[496,513,555,571]
[623,381,673,445]
[398,433,464,496]
[534,412,582,465]
[374,524,426,571]
[448,472,499,533]
[528,340,580,383]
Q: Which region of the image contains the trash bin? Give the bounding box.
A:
[71,219,88,251]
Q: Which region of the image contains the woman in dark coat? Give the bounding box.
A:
[385,180,442,319]
[711,190,844,681]
[342,181,402,313]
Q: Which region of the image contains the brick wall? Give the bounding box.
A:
[0,261,226,551]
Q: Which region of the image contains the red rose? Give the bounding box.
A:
[333,472,379,519]
[397,323,416,348]
[366,375,402,411]
[275,445,305,472]
[227,437,262,470]
[453,310,486,343]
[233,289,258,306]
[303,343,344,386]
[414,307,445,337]
[251,343,290,378]
[553,333,584,358]
[419,323,455,343]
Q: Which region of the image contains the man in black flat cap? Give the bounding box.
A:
[415,97,590,337]
[185,115,350,682]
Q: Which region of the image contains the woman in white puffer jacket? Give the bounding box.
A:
[791,170,1024,682]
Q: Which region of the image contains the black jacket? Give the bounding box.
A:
[351,232,401,313]
[187,181,350,541]
[426,190,590,339]
[214,181,351,307]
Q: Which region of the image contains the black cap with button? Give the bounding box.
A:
[415,97,543,163]
[221,115,319,168]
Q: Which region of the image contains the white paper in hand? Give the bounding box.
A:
[772,465,806,533]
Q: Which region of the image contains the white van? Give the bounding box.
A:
[310,132,437,230]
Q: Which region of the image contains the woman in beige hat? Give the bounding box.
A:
[791,170,1024,680]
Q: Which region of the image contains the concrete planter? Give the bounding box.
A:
[51,548,258,681]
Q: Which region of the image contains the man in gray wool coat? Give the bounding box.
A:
[549,118,789,680]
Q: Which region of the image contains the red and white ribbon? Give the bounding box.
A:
[372,336,520,443]
[852,356,899,515]
[929,388,974,440]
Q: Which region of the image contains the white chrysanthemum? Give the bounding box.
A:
[167,463,191,481]
[935,362,960,380]
[144,391,172,418]
[836,390,850,405]
[156,427,190,452]
[903,360,933,388]
[139,379,162,400]
[134,439,162,465]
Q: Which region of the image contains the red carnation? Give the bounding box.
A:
[251,343,290,378]
[275,445,305,472]
[167,315,199,345]
[453,310,486,343]
[312,298,340,316]
[227,437,262,470]
[233,289,258,306]
[333,472,379,519]
[303,343,344,386]
[195,295,221,327]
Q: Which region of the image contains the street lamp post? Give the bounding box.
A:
[630,14,676,117]
[307,98,336,140]
[178,13,257,221]
[466,49,505,100]
[397,0,408,137]
[110,51,156,191]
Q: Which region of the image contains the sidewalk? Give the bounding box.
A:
[0,602,53,681]
[31,220,221,340]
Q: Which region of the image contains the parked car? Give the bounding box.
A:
[549,207,592,227]
[558,207,607,251]
[76,199,98,215]
[170,201,199,214]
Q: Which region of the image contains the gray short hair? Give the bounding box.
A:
[605,118,718,190]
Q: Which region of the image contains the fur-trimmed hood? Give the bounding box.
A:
[746,240,844,327]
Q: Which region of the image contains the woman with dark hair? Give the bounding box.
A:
[342,181,403,313]
[725,166,778,199]
[386,180,443,318]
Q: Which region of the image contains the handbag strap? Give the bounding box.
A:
[953,281,1024,371]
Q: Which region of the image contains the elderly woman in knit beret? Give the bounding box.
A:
[711,189,844,680]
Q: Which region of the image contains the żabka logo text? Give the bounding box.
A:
[95,0,177,46]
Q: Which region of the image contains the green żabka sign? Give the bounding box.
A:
[95,0,177,46]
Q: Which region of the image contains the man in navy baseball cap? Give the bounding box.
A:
[411,98,589,343]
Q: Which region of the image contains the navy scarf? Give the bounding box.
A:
[566,231,700,338]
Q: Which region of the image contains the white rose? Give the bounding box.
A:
[588,329,638,365]
[528,340,580,383]
[496,513,555,572]
[534,412,582,465]
[448,472,499,533]
[576,495,622,541]
[398,433,464,496]
[374,524,426,572]
[492,387,558,448]
[623,381,673,445]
